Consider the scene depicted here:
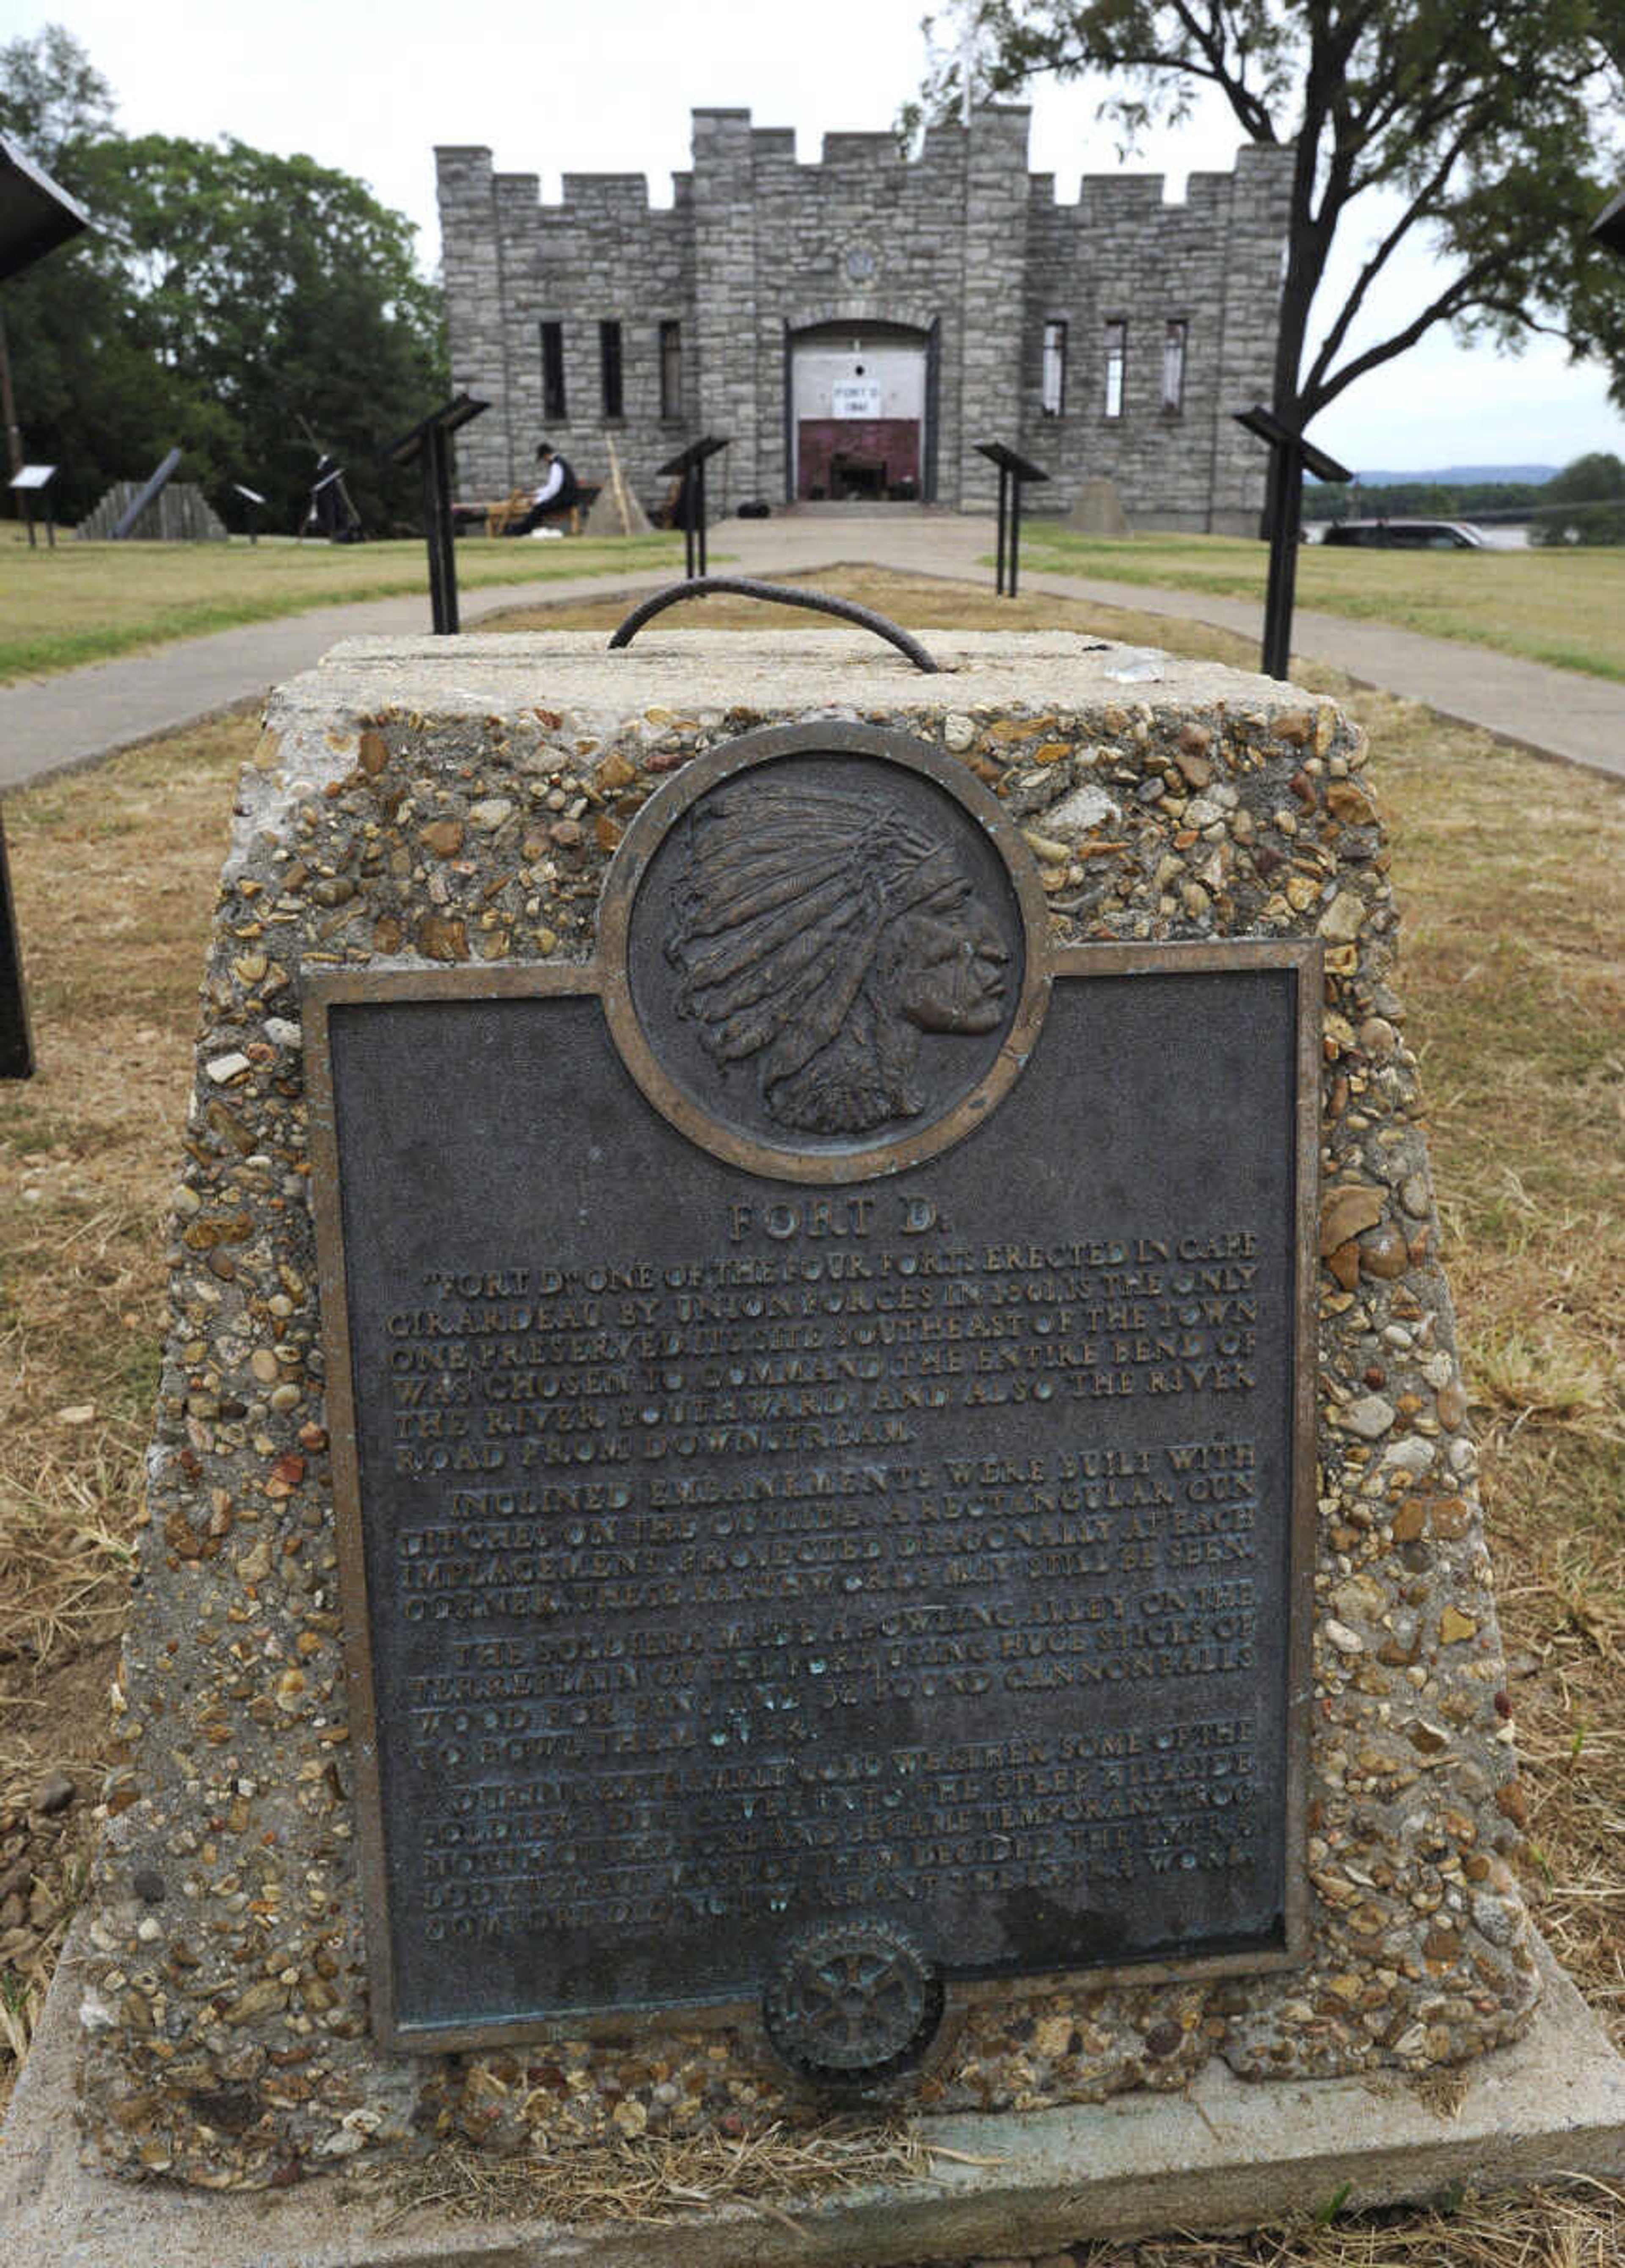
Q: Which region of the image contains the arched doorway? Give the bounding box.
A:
[787,320,934,503]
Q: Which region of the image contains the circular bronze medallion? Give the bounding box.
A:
[599,723,1050,1183]
[763,1918,942,2087]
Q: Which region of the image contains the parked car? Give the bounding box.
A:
[1319,518,1486,549]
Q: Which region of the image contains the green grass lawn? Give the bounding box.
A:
[7,521,1624,691]
[1013,530,1625,683]
[0,531,686,683]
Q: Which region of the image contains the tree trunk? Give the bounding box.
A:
[0,309,24,482]
[1263,201,1322,541]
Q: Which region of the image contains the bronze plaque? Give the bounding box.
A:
[308,724,1318,2079]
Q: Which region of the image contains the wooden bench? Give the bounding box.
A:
[455,483,603,537]
[485,486,532,537]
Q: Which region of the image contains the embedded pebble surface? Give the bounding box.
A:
[79,633,1538,2188]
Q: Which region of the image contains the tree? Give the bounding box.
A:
[1532,449,1625,543]
[0,20,113,170]
[83,134,447,527]
[909,5,1625,473]
[0,26,446,530]
[0,24,119,492]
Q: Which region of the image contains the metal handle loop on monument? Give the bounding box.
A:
[608,577,942,674]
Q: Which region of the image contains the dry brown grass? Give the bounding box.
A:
[375,2116,933,2233]
[0,573,1618,2266]
[0,714,249,2107]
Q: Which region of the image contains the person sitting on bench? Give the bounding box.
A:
[509,442,582,535]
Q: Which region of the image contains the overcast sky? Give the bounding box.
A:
[9,0,1623,475]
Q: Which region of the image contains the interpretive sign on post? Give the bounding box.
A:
[308,721,1318,2077]
[381,394,489,635]
[1233,406,1352,679]
[658,434,729,579]
[9,461,58,548]
[975,441,1049,599]
[1,135,90,1080]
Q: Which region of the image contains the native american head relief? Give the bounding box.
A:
[665,778,1012,1137]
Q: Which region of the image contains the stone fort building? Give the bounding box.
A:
[436,108,1290,530]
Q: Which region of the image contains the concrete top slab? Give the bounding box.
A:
[271,629,1313,728]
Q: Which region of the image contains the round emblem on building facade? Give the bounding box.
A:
[843,245,877,283]
[598,722,1050,1182]
[763,1919,943,2086]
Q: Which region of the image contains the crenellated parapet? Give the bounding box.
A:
[434,110,1291,526]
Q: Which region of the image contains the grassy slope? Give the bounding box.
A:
[1014,530,1625,684]
[0,575,1619,2260]
[0,532,685,683]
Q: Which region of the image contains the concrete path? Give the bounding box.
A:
[0,563,685,792]
[3,515,1620,790]
[1007,564,1625,781]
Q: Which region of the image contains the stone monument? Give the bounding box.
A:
[1066,477,1131,536]
[4,619,1621,2264]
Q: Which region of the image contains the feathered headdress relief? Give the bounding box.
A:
[666,780,998,1137]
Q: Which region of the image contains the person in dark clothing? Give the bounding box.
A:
[509,442,582,533]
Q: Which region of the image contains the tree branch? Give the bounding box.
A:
[1303,127,1479,395]
[1303,254,1504,415]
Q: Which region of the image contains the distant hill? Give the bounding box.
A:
[1351,464,1557,486]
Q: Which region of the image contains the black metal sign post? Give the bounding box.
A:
[657,435,729,578]
[0,133,91,281]
[0,819,32,1079]
[975,441,1049,599]
[380,395,489,635]
[1234,406,1352,680]
[9,463,56,547]
[1,133,91,1080]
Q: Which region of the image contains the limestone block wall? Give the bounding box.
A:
[436,149,695,508]
[955,110,1031,511]
[692,110,760,510]
[744,118,971,507]
[1021,143,1292,533]
[1211,146,1299,532]
[434,113,1291,525]
[434,146,512,502]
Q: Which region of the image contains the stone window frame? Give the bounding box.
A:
[659,319,683,422]
[599,318,625,422]
[540,320,567,423]
[1103,317,1126,421]
[1162,318,1189,418]
[1041,318,1068,418]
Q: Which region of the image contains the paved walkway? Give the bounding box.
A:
[3,515,1620,790]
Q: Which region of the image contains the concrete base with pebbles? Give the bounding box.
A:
[6,1924,1622,2264]
[55,634,1551,2188]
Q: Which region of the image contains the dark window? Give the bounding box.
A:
[659,320,683,420]
[1041,320,1067,417]
[599,319,624,419]
[540,321,567,422]
[1104,320,1125,419]
[1162,320,1187,414]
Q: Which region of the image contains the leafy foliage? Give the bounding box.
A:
[0,20,113,167]
[1,27,445,529]
[909,4,1625,434]
[1532,450,1625,543]
[1302,478,1551,522]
